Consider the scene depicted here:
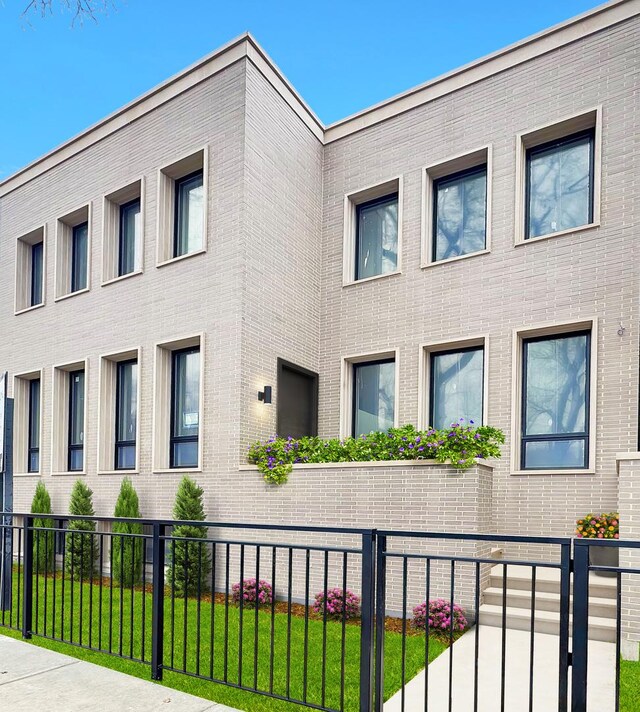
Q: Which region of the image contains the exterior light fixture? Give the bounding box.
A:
[258,386,272,404]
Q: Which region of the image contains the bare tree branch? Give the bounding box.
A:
[21,0,112,25]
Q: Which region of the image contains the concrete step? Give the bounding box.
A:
[489,564,617,600]
[483,586,617,619]
[478,603,616,642]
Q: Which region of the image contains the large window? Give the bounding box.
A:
[28,378,40,473]
[71,222,88,293]
[430,347,484,429]
[525,130,594,240]
[30,242,43,306]
[115,359,137,470]
[170,347,200,468]
[352,359,395,437]
[68,369,85,471]
[174,171,204,258]
[433,167,487,262]
[118,199,140,277]
[521,331,590,470]
[355,194,398,281]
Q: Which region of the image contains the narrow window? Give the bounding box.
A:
[30,242,43,306]
[526,130,594,239]
[355,194,398,280]
[430,347,484,429]
[115,359,137,470]
[68,369,85,471]
[433,167,487,261]
[28,378,41,473]
[174,171,204,258]
[521,331,590,469]
[170,347,200,467]
[352,359,395,436]
[118,199,140,277]
[71,222,88,292]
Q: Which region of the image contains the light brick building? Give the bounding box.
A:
[0,0,639,557]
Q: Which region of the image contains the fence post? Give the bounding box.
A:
[360,530,376,712]
[151,522,166,680]
[558,541,571,712]
[374,534,387,712]
[22,514,33,639]
[571,540,590,711]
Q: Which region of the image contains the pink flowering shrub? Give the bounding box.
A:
[411,599,469,637]
[312,588,360,620]
[231,579,273,608]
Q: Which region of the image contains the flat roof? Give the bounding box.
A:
[1,0,638,197]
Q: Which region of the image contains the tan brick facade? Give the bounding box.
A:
[0,2,639,559]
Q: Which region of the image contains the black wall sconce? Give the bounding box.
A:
[258,386,272,404]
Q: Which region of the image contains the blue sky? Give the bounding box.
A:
[0,0,604,179]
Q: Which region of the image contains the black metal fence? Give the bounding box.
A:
[0,513,638,712]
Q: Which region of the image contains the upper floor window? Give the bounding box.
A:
[119,199,141,277]
[30,242,44,306]
[28,377,41,473]
[15,226,45,313]
[352,358,395,437]
[521,330,590,470]
[115,359,137,470]
[433,167,487,262]
[170,347,200,468]
[525,130,594,240]
[174,171,204,258]
[430,346,484,429]
[68,369,85,472]
[355,194,398,281]
[71,223,88,293]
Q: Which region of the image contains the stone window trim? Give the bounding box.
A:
[51,358,89,476]
[152,332,204,473]
[15,225,47,315]
[510,317,598,476]
[97,347,141,475]
[101,177,145,286]
[514,106,602,246]
[339,348,400,439]
[54,203,92,301]
[13,368,44,477]
[417,335,489,431]
[421,145,492,268]
[156,146,209,267]
[342,176,403,287]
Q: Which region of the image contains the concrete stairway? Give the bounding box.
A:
[478,564,617,642]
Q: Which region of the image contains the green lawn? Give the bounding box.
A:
[620,659,640,712]
[1,571,446,712]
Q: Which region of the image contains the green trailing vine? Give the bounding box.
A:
[248,421,505,485]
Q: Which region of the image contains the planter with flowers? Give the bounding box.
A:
[575,513,619,577]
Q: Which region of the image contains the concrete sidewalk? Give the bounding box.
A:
[0,634,240,712]
[384,625,616,712]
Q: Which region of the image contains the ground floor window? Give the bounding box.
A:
[352,359,395,437]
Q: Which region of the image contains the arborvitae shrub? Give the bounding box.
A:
[65,480,97,580]
[111,478,144,587]
[31,481,55,574]
[167,476,211,597]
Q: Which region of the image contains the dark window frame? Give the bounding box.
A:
[114,358,137,470]
[170,346,200,469]
[68,369,85,472]
[432,164,488,262]
[173,169,204,259]
[428,344,484,429]
[524,129,595,241]
[276,358,319,437]
[118,198,140,277]
[354,192,399,281]
[28,377,40,473]
[351,357,395,438]
[30,241,44,306]
[520,329,591,470]
[70,222,88,293]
